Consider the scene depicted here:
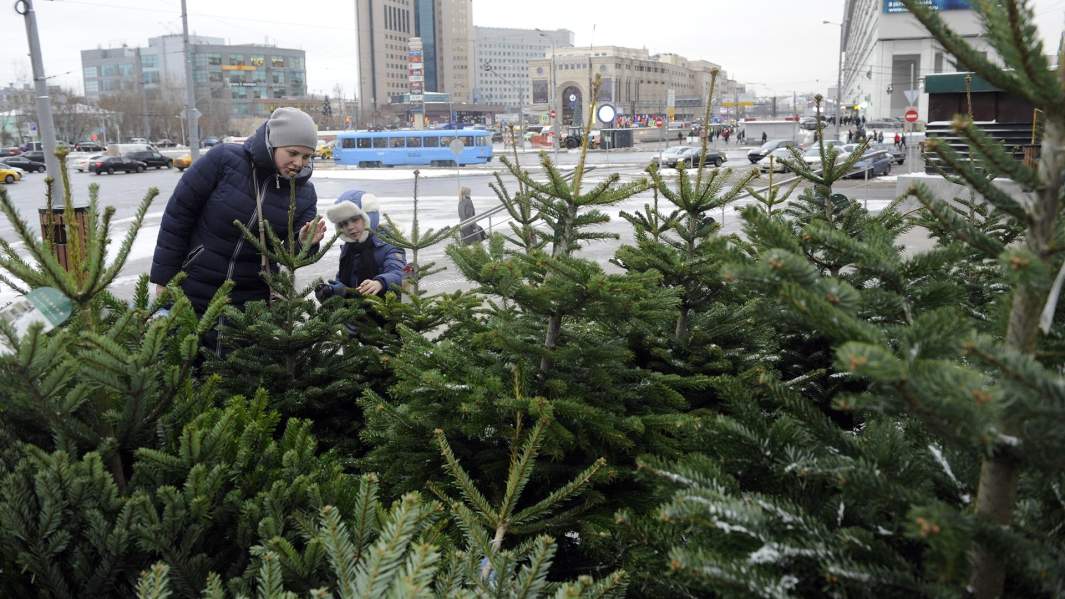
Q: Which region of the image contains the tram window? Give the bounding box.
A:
[406,136,423,148]
[341,138,356,149]
[372,137,387,148]
[424,136,439,148]
[356,137,371,149]
[439,136,453,147]
[475,136,487,146]
[389,137,405,148]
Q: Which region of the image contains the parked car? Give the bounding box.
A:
[91,156,147,175]
[125,149,173,169]
[799,141,846,169]
[0,167,23,184]
[201,137,221,148]
[491,130,504,143]
[748,139,798,163]
[153,138,176,147]
[73,154,105,173]
[22,150,45,163]
[845,150,893,178]
[74,141,105,152]
[756,147,796,172]
[173,153,192,171]
[2,147,22,156]
[129,137,149,144]
[0,156,45,173]
[870,142,905,165]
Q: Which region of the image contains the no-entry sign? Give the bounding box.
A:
[904,107,919,123]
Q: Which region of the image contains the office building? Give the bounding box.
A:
[356,0,475,123]
[474,26,573,112]
[81,35,307,119]
[840,0,996,121]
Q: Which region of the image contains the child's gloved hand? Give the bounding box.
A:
[314,279,348,302]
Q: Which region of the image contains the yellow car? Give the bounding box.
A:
[0,167,23,184]
[174,154,192,171]
[315,142,332,160]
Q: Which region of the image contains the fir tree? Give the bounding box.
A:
[204,178,379,453]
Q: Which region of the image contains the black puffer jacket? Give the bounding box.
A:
[149,123,318,311]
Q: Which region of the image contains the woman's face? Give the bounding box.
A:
[274,145,313,177]
[341,215,366,239]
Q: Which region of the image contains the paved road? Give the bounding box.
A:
[0,148,908,303]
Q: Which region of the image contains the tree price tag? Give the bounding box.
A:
[0,287,72,355]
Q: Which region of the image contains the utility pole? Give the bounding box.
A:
[834,19,845,141]
[15,0,61,180]
[181,0,200,160]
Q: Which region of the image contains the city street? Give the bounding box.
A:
[0,145,906,304]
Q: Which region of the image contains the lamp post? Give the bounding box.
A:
[823,19,845,141]
[482,62,525,149]
[535,29,559,158]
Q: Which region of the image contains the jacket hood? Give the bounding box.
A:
[244,122,313,184]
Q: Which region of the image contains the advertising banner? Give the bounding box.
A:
[883,0,970,13]
[532,80,549,104]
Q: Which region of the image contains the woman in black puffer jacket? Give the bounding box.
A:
[150,107,326,315]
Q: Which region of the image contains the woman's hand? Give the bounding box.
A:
[299,219,327,246]
[356,279,383,296]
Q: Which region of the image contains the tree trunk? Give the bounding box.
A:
[969,120,1065,598]
[674,308,689,344]
[539,313,562,374]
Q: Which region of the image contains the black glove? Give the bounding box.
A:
[314,279,347,302]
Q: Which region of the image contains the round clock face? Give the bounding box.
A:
[596,103,616,124]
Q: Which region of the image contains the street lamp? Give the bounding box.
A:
[482,62,525,149]
[823,19,845,141]
[535,28,560,158]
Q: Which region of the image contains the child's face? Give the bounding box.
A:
[342,215,366,239]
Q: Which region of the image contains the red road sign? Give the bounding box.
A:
[90,134,97,141]
[904,107,919,123]
[549,109,557,119]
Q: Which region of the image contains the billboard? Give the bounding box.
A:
[532,80,549,104]
[883,0,970,13]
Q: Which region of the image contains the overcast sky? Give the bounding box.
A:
[3,0,1063,99]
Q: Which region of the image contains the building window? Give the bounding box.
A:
[141,54,158,69]
[228,54,245,66]
[271,56,285,68]
[83,66,97,79]
[85,79,99,94]
[144,71,160,84]
[272,72,285,85]
[250,55,265,67]
[101,64,117,77]
[207,53,222,66]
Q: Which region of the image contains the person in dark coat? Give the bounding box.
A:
[457,186,486,244]
[317,191,406,300]
[150,107,326,318]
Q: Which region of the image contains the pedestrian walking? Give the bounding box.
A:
[457,186,487,245]
[894,132,901,147]
[847,129,853,143]
[761,131,768,144]
[150,107,326,353]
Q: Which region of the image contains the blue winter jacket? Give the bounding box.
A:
[149,123,318,311]
[336,234,406,295]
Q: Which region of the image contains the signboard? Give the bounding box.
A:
[448,138,465,157]
[0,287,72,355]
[532,80,549,104]
[667,107,676,120]
[904,107,919,122]
[667,89,676,110]
[596,103,616,125]
[221,65,257,71]
[904,89,920,105]
[883,0,970,13]
[408,38,424,107]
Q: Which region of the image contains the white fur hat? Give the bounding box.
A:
[326,191,380,242]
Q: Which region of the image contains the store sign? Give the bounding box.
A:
[221,65,257,71]
[883,0,970,13]
[408,38,424,103]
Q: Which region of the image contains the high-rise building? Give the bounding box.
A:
[81,35,307,119]
[840,0,996,121]
[356,0,474,123]
[474,27,573,112]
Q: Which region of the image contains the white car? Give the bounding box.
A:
[800,141,845,169]
[756,147,795,173]
[73,154,105,173]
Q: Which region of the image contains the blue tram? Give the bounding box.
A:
[332,129,492,167]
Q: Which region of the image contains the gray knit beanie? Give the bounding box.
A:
[267,107,318,150]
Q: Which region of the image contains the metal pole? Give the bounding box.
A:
[552,43,559,160]
[15,0,61,180]
[835,20,845,142]
[181,0,200,160]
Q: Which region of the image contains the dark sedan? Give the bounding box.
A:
[845,150,893,178]
[21,150,45,163]
[0,156,45,172]
[91,156,147,175]
[125,150,173,169]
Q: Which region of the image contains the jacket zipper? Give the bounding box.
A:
[181,244,204,270]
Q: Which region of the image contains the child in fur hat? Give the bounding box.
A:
[317,190,406,301]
